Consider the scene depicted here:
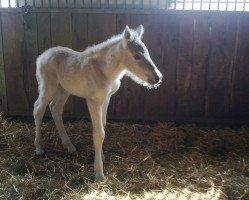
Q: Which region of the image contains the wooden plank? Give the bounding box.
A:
[2,12,29,112]
[205,13,237,119]
[51,12,72,47]
[71,13,88,117]
[160,13,180,118]
[231,14,249,120]
[87,13,116,45]
[72,13,88,51]
[189,13,209,118]
[0,13,7,112]
[22,12,39,111]
[175,14,194,118]
[37,12,51,54]
[116,14,131,37]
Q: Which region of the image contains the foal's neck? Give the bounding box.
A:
[102,40,126,82]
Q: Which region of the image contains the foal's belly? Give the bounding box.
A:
[59,77,90,98]
[58,72,109,102]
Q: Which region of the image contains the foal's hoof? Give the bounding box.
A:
[35,147,44,155]
[95,174,105,182]
[67,144,76,153]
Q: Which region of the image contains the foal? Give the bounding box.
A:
[33,25,162,180]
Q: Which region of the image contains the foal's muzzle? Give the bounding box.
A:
[148,72,163,85]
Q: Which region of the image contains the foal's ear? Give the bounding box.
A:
[123,25,131,40]
[136,24,144,39]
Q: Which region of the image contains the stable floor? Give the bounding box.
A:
[0,114,249,199]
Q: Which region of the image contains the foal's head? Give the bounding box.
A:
[121,25,163,89]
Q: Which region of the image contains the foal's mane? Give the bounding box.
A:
[83,34,123,54]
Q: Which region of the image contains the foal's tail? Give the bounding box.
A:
[35,55,43,96]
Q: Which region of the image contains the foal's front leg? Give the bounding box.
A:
[101,95,111,162]
[86,98,105,180]
[102,95,111,128]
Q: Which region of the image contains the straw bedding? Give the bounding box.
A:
[0,113,249,200]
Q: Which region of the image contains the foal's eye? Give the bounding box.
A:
[133,54,141,60]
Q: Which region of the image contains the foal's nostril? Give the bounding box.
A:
[148,72,162,85]
[155,75,160,83]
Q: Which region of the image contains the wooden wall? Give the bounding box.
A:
[0,9,249,123]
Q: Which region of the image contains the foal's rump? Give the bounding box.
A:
[36,46,80,76]
[36,47,82,95]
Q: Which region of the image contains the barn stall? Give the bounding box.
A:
[0,0,249,199]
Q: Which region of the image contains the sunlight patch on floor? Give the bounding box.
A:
[64,185,224,200]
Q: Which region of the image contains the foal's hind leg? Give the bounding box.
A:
[49,86,76,153]
[33,82,57,155]
[49,85,76,153]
